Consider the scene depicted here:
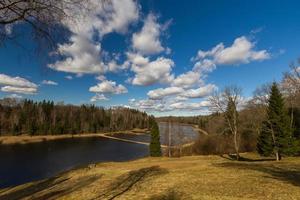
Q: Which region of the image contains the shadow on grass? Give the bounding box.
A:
[93,166,168,200]
[215,161,300,187]
[220,154,276,162]
[149,189,187,200]
[0,174,101,200]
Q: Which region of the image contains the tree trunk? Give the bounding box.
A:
[233,111,239,160]
[275,151,280,161]
[234,130,240,160]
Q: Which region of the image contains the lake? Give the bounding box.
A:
[0,123,198,188]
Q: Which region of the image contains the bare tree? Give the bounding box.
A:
[209,86,243,160]
[0,0,91,48]
[282,61,300,128]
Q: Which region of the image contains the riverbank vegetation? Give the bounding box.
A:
[0,100,151,136]
[158,63,300,160]
[1,153,299,200]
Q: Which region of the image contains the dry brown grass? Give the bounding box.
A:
[0,128,149,145]
[1,153,300,200]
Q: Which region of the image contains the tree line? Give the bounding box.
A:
[0,98,151,136]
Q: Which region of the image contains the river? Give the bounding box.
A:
[0,123,198,188]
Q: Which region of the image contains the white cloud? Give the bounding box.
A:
[0,74,37,88]
[129,99,171,112]
[171,71,202,88]
[42,80,58,85]
[1,86,37,94]
[89,80,128,94]
[147,87,184,100]
[132,13,164,55]
[129,97,211,113]
[6,94,23,99]
[127,53,174,86]
[96,75,106,81]
[90,94,109,102]
[181,84,216,98]
[49,0,139,75]
[49,35,107,74]
[169,100,210,110]
[0,74,38,94]
[65,75,73,80]
[147,84,216,100]
[193,59,216,73]
[193,36,270,66]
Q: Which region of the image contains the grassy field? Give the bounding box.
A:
[1,153,300,200]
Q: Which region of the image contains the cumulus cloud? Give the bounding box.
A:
[90,94,109,102]
[171,71,202,88]
[169,101,210,110]
[193,36,270,66]
[89,80,128,94]
[49,35,107,74]
[129,98,211,113]
[147,84,216,101]
[127,53,174,86]
[129,99,171,112]
[0,74,38,94]
[147,87,184,100]
[42,80,58,85]
[49,0,139,75]
[181,84,217,98]
[193,59,216,73]
[132,13,164,55]
[1,86,37,94]
[0,74,37,88]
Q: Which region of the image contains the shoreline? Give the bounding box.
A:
[0,128,149,145]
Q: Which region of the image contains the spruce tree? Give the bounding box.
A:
[149,119,162,157]
[257,121,274,156]
[257,82,294,160]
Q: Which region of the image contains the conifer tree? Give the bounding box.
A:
[257,121,274,156]
[149,118,162,157]
[257,82,294,160]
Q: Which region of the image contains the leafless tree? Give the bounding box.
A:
[209,86,243,160]
[0,0,91,48]
[282,60,300,128]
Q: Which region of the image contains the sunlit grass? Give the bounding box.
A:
[1,153,300,200]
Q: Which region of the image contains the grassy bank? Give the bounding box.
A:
[0,128,149,145]
[1,153,299,200]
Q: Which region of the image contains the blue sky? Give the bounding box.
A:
[0,0,300,116]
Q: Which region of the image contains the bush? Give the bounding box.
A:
[193,134,234,155]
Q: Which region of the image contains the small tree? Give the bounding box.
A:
[149,118,162,157]
[257,82,294,161]
[209,86,242,160]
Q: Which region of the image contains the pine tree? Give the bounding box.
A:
[257,82,294,160]
[257,121,274,156]
[149,118,162,157]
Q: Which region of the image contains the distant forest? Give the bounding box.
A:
[0,98,151,136]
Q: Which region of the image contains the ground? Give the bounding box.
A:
[1,153,300,200]
[0,128,149,145]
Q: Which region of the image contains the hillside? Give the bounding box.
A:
[1,153,299,200]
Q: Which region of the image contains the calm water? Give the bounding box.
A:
[159,123,199,145]
[0,123,198,188]
[0,137,148,188]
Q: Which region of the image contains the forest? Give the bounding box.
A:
[0,99,151,136]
